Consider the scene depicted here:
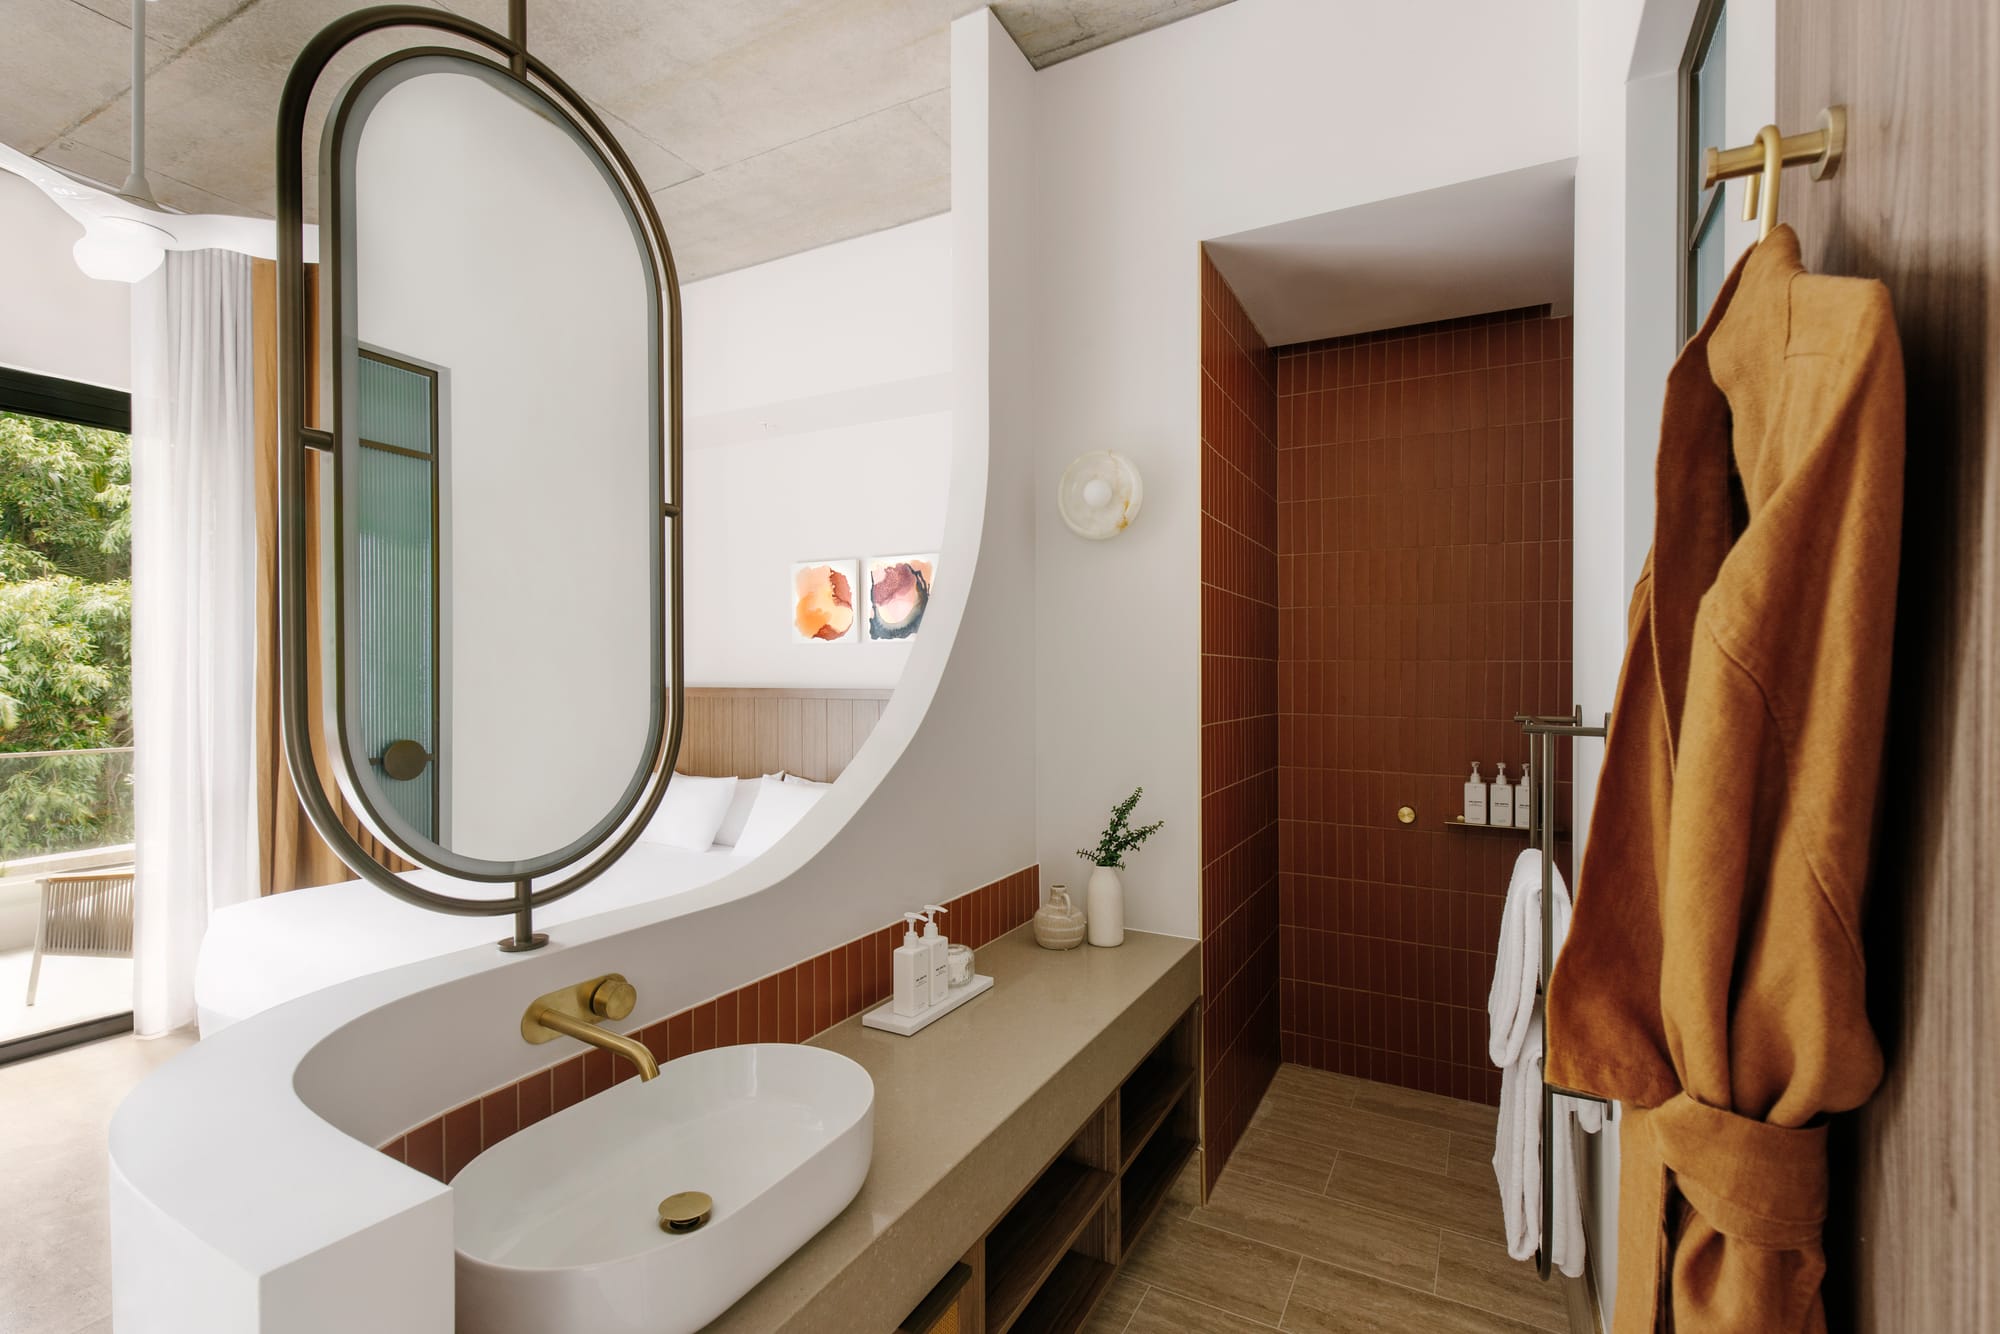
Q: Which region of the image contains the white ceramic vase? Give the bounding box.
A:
[1085,866,1125,947]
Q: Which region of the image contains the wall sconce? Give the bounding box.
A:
[1057,451,1143,540]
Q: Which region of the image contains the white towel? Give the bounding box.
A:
[1488,849,1602,1278]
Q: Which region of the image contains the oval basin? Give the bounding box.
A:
[453,1043,873,1334]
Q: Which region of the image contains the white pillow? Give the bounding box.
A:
[782,772,830,788]
[731,777,826,858]
[640,774,738,851]
[712,773,781,848]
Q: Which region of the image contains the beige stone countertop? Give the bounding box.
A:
[702,923,1199,1333]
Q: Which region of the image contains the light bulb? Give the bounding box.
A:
[1082,477,1112,509]
[73,216,169,283]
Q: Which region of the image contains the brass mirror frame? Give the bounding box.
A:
[275,2,684,949]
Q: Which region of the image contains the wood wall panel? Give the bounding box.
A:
[676,687,889,782]
[1777,2,1998,1328]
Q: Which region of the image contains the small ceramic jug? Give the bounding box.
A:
[1034,885,1087,950]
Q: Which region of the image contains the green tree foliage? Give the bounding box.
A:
[0,410,133,857]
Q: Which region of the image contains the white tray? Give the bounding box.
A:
[860,973,993,1036]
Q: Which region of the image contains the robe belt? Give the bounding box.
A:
[1644,1092,1829,1250]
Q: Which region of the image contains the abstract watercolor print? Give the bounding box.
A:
[865,554,937,641]
[791,560,859,643]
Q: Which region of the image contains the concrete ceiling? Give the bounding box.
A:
[3,0,1232,281]
[1204,160,1578,348]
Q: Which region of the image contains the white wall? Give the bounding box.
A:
[0,170,131,388]
[1025,0,1580,937]
[1569,0,1774,1322]
[349,65,655,864]
[680,218,953,689]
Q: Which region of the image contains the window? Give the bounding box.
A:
[1680,0,1728,339]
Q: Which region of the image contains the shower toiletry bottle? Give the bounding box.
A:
[1490,763,1514,829]
[893,913,931,1017]
[1463,762,1487,825]
[921,905,950,1007]
[1515,763,1533,829]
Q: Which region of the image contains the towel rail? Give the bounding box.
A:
[1511,709,1608,1282]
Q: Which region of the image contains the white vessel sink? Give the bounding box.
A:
[453,1043,874,1334]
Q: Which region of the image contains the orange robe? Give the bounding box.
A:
[1546,227,1904,1332]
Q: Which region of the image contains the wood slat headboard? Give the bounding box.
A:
[676,687,892,784]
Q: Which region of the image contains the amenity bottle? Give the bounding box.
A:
[893,914,931,1017]
[1463,763,1487,825]
[1490,764,1514,829]
[1515,764,1533,829]
[921,905,950,1007]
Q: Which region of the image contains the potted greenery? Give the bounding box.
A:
[1076,787,1164,947]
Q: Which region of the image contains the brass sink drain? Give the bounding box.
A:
[658,1191,713,1234]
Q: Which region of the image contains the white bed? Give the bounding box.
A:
[194,842,746,1033]
[195,688,889,1035]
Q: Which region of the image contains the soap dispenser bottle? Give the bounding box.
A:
[1490,763,1514,829]
[921,905,951,1005]
[1463,763,1487,825]
[894,913,931,1017]
[1515,763,1533,829]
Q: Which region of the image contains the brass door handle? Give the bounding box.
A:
[374,738,432,780]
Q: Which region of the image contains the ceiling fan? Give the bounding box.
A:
[0,0,313,282]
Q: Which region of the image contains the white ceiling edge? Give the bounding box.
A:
[1204,158,1578,348]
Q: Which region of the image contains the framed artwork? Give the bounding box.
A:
[791,559,859,643]
[864,554,937,641]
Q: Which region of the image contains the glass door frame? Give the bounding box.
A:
[0,366,136,1066]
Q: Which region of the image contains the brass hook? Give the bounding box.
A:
[1708,107,1847,243]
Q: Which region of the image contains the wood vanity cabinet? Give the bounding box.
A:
[901,1003,1200,1334]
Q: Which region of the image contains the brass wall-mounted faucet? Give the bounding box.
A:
[521,972,659,1081]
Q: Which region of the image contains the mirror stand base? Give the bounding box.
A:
[498,880,546,951]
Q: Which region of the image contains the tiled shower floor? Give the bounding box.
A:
[1089,1064,1593,1333]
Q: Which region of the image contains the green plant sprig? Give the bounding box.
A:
[1077,786,1164,870]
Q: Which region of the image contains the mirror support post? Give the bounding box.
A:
[498,879,548,953]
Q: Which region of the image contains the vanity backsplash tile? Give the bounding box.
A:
[381,865,1040,1180]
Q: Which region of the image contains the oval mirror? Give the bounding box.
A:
[326,52,669,879]
[277,15,679,939]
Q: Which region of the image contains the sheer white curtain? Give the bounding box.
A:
[131,250,259,1036]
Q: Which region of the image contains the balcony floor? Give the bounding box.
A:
[0,951,132,1046]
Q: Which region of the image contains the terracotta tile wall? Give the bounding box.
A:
[382,866,1040,1180]
[1198,250,1282,1191]
[1274,307,1573,1106]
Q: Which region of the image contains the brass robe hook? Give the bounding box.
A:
[1703,106,1847,241]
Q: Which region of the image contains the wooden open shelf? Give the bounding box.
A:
[985,1161,1115,1334]
[903,1002,1201,1334]
[1010,1251,1117,1334]
[1117,1057,1194,1173]
[1120,1130,1197,1252]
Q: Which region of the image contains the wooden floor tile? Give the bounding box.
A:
[1324,1150,1507,1244]
[1347,1080,1500,1140]
[1080,1274,1148,1334]
[1279,1259,1544,1334]
[1268,1064,1363,1106]
[1252,1087,1451,1174]
[1193,1172,1441,1292]
[1443,1131,1496,1186]
[1433,1230,1569,1333]
[1126,1287,1281,1334]
[1219,1123,1339,1192]
[1167,1153,1203,1217]
[1122,1214,1301,1324]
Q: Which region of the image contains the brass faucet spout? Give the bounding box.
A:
[534,1006,660,1081]
[520,972,659,1082]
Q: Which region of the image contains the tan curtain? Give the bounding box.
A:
[251,259,411,892]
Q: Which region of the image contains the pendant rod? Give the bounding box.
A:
[120,0,157,203]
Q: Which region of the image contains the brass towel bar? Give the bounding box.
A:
[1702,106,1847,240]
[1511,708,1610,1282]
